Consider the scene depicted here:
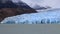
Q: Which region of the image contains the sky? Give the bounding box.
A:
[12,0,60,9]
[21,0,60,9]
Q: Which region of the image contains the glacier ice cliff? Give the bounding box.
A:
[1,8,60,24]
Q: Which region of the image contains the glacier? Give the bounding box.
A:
[1,8,60,24]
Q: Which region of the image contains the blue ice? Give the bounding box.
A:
[1,8,60,24]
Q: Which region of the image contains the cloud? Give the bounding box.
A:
[21,0,60,8]
[21,0,42,7]
[39,0,60,8]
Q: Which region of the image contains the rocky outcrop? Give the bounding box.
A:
[0,8,36,22]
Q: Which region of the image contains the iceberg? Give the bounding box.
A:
[1,8,60,24]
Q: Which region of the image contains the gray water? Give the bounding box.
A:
[0,24,60,34]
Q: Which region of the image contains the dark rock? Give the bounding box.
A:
[0,0,37,22]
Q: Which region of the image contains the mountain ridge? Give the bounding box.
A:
[0,0,37,22]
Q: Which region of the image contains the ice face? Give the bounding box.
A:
[1,8,60,24]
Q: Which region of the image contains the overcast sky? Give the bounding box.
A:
[12,0,60,9]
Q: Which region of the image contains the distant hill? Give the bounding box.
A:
[32,4,51,10]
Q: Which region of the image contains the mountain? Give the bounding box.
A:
[15,1,32,9]
[0,0,37,22]
[32,4,51,10]
[0,0,33,9]
[0,0,18,8]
